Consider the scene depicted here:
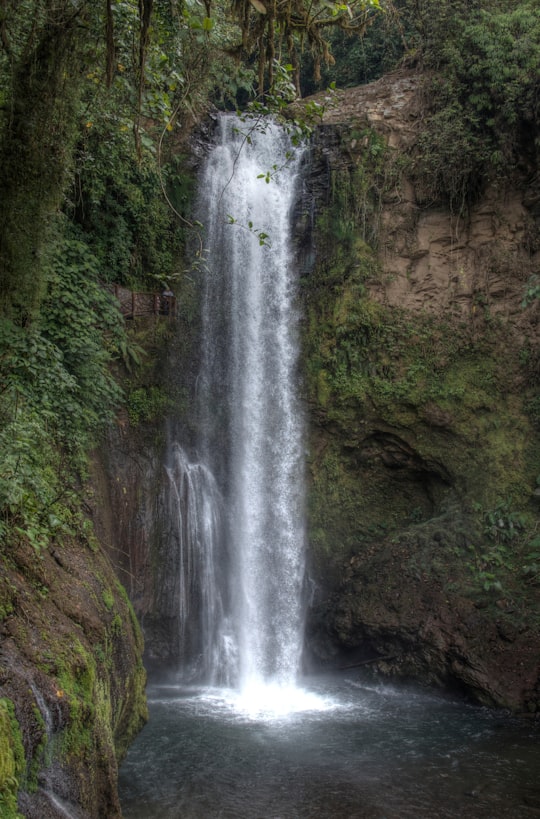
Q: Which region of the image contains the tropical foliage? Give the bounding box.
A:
[0,0,538,553]
[0,227,125,551]
[0,0,389,554]
[405,0,540,211]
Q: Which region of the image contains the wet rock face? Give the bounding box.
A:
[0,531,147,818]
[91,416,185,674]
[318,521,540,711]
[90,316,204,675]
[300,71,540,711]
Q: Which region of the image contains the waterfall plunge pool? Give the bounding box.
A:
[119,672,540,819]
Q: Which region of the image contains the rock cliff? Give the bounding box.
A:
[299,70,540,712]
[0,528,147,817]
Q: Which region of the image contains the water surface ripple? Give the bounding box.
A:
[119,673,540,818]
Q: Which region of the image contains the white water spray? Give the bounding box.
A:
[164,444,235,683]
[171,115,307,706]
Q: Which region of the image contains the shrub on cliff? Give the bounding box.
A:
[407,0,540,210]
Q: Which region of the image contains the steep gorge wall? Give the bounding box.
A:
[300,70,540,711]
[89,75,539,716]
[91,297,203,677]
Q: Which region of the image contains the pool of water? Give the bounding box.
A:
[119,672,540,818]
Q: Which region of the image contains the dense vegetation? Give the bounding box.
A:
[0,0,393,562]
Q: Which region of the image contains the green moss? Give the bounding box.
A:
[304,140,538,589]
[309,447,360,561]
[127,385,171,426]
[110,614,123,636]
[24,708,47,794]
[48,634,111,765]
[306,283,536,510]
[57,680,94,759]
[0,578,15,622]
[0,698,25,818]
[43,576,147,770]
[102,588,114,611]
[114,577,145,653]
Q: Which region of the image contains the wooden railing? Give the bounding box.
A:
[106,284,177,319]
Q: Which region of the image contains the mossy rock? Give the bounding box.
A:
[0,698,25,819]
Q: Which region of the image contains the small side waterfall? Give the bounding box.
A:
[164,443,235,683]
[29,684,83,818]
[168,115,307,697]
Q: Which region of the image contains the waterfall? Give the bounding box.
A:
[29,684,83,818]
[170,115,307,694]
[164,444,234,684]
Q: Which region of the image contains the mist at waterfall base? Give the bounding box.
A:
[120,674,540,819]
[119,118,540,818]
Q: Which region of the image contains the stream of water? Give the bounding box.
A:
[119,117,540,818]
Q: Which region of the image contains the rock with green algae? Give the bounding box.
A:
[309,509,540,711]
[0,698,25,818]
[299,78,540,711]
[0,528,147,818]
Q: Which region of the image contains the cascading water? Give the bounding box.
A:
[170,114,307,700]
[163,443,232,683]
